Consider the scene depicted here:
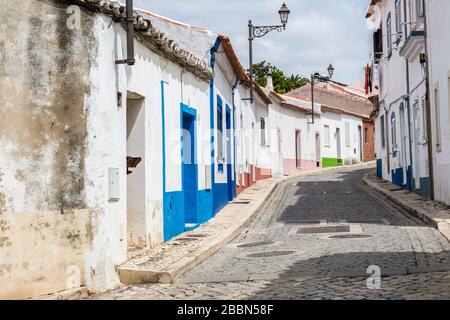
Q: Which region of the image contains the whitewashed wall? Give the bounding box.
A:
[83,14,211,292]
[427,0,450,205]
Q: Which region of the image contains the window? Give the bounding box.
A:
[380,115,386,148]
[324,125,330,146]
[345,122,350,147]
[422,97,428,144]
[365,127,369,144]
[415,0,424,20]
[395,0,403,41]
[373,28,384,64]
[391,113,398,156]
[260,118,266,147]
[434,84,441,152]
[386,13,393,59]
[217,98,223,160]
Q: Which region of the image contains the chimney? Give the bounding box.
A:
[266,72,274,91]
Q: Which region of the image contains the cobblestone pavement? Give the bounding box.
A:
[93,167,450,300]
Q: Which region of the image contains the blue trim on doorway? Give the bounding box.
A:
[376,159,382,178]
[392,167,404,188]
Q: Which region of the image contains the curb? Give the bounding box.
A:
[362,172,450,242]
[118,179,280,285]
[117,161,376,286]
[31,287,89,300]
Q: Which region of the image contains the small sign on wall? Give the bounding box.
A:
[108,167,120,201]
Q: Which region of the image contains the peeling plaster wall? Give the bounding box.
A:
[0,1,212,298]
[0,0,96,299]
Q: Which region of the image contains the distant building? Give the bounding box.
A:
[288,82,375,167]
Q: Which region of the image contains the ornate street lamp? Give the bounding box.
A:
[246,3,291,102]
[310,65,336,124]
[327,64,335,79]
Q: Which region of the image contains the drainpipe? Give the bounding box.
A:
[404,0,414,191]
[115,0,135,65]
[422,0,435,200]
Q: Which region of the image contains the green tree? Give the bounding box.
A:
[249,61,310,94]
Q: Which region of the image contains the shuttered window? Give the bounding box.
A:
[422,97,428,144]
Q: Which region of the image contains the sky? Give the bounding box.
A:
[134,0,372,85]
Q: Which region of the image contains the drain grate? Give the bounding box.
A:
[237,241,274,248]
[175,237,199,242]
[186,234,208,238]
[282,220,321,225]
[247,251,295,258]
[328,234,373,239]
[232,200,250,204]
[297,225,350,234]
[346,219,388,224]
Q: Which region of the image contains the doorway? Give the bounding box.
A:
[336,128,342,160]
[315,133,321,167]
[295,130,301,168]
[358,125,363,162]
[126,93,146,249]
[226,107,233,201]
[182,109,198,225]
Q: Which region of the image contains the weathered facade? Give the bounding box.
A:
[0,0,274,299]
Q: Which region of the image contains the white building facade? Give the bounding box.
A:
[367,0,431,197]
[426,0,450,205]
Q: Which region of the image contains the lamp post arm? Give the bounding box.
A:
[251,24,286,38]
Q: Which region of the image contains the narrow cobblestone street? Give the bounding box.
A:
[93,166,450,300]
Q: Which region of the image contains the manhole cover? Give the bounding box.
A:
[297,225,350,234]
[237,241,274,248]
[328,234,373,239]
[247,251,296,258]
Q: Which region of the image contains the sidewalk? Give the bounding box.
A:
[363,171,450,242]
[116,162,376,286]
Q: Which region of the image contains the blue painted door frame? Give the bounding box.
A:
[181,104,198,226]
[226,105,233,202]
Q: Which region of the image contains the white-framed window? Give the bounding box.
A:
[387,13,393,58]
[345,122,350,147]
[415,0,424,20]
[391,113,398,155]
[324,125,331,146]
[434,83,442,152]
[395,0,403,40]
[260,117,266,147]
[380,114,386,148]
[422,96,428,144]
[217,98,224,161]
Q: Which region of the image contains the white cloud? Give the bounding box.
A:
[134,0,372,84]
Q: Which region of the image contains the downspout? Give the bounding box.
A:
[232,77,239,197]
[422,0,435,200]
[404,0,414,191]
